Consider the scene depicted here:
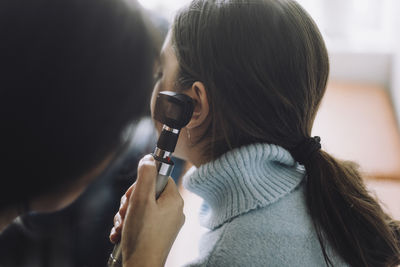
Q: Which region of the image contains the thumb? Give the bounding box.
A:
[133,154,157,202]
[157,177,180,205]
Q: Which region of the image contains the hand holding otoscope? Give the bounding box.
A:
[108,91,194,267]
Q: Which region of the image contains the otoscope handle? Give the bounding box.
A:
[154,159,174,198]
[108,156,174,267]
[108,244,123,267]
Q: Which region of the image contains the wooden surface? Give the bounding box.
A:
[365,179,400,219]
[313,81,400,180]
[314,81,400,219]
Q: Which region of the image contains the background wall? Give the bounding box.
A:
[392,12,400,126]
[329,52,391,87]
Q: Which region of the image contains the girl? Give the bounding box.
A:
[112,0,400,266]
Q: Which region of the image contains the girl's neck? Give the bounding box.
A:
[186,148,211,168]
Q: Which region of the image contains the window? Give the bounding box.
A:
[297,0,398,52]
[137,0,398,53]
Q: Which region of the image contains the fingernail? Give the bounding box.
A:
[143,154,154,161]
[115,219,120,228]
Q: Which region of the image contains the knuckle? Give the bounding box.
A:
[133,193,149,207]
[120,195,126,204]
[177,198,184,209]
[169,198,184,217]
[168,177,176,185]
[109,228,116,239]
[132,183,137,190]
[180,214,186,226]
[138,155,155,168]
[138,161,155,173]
[174,195,184,209]
[113,213,120,224]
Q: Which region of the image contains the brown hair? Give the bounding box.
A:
[172,0,400,266]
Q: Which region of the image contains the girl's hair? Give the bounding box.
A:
[0,0,154,210]
[172,0,400,266]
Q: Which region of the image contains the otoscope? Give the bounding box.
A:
[108,91,194,267]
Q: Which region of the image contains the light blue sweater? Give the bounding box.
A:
[182,143,348,267]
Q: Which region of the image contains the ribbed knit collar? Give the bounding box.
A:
[183,143,306,230]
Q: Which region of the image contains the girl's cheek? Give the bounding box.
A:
[150,82,161,118]
[150,82,165,135]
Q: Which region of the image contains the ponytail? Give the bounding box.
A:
[305,150,400,266]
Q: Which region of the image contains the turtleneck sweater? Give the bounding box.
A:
[182,143,347,267]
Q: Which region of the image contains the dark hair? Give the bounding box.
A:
[0,0,154,209]
[172,0,400,266]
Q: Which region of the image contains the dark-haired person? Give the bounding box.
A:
[111,0,400,266]
[0,0,184,266]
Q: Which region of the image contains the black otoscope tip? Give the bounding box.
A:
[153,91,194,153]
[154,91,194,130]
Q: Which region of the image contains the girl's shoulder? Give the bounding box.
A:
[185,183,348,266]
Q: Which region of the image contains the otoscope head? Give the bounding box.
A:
[153,91,194,153]
[154,91,194,130]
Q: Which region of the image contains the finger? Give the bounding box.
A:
[125,183,136,199]
[119,183,136,218]
[115,220,123,234]
[157,178,183,208]
[132,154,157,203]
[157,178,179,199]
[120,195,127,207]
[119,196,129,218]
[114,212,122,229]
[109,227,120,244]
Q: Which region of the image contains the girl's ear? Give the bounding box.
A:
[185,81,209,129]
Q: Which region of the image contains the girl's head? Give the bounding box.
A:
[1,0,154,212]
[152,0,400,266]
[153,0,328,163]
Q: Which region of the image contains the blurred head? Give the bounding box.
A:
[152,0,400,266]
[0,0,154,212]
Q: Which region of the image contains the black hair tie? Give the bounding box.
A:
[291,136,321,165]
